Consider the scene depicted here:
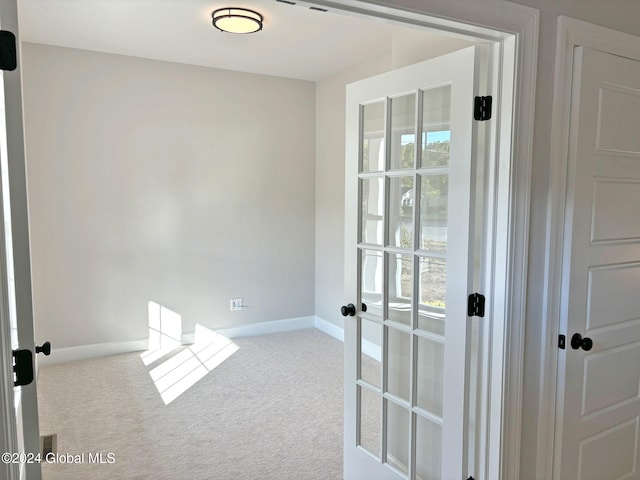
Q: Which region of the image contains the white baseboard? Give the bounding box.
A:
[38,339,149,367]
[38,316,380,367]
[214,316,316,340]
[314,316,344,342]
[314,316,380,361]
[181,332,195,345]
[40,316,317,366]
[362,338,381,362]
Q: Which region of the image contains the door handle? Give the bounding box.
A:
[12,342,52,387]
[340,303,367,316]
[570,333,593,351]
[35,341,52,356]
[341,304,356,317]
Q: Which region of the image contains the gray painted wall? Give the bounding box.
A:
[21,43,316,348]
[314,54,391,332]
[21,31,470,349]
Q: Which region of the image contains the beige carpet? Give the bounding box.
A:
[37,328,344,480]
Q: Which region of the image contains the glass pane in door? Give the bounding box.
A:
[362,101,386,172]
[387,253,412,326]
[359,386,382,459]
[418,257,446,335]
[415,413,442,480]
[415,335,444,416]
[389,175,415,249]
[420,86,451,168]
[420,174,448,252]
[361,177,384,246]
[361,249,383,318]
[386,400,410,475]
[390,94,416,170]
[385,326,411,402]
[360,317,382,389]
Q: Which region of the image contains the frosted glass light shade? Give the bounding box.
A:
[212,8,263,34]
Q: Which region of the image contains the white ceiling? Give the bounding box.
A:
[17,0,463,81]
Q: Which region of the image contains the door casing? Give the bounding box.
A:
[0,1,538,479]
[543,16,640,479]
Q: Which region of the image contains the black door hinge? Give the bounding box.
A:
[558,334,566,350]
[467,293,485,318]
[0,31,16,71]
[474,95,492,121]
[12,349,34,386]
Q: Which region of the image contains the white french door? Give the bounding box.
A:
[344,46,483,480]
[0,0,42,479]
[554,46,640,480]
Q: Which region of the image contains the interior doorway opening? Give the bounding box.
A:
[0,1,537,479]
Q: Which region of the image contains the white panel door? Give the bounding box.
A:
[0,0,42,478]
[344,46,481,480]
[555,46,640,480]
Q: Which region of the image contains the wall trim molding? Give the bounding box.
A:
[314,316,382,361]
[40,316,319,366]
[38,316,358,367]
[38,339,149,367]
[313,316,344,342]
[215,316,316,340]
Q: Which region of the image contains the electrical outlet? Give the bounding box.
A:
[230,298,243,311]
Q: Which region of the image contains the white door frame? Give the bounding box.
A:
[0,1,538,479]
[0,0,40,477]
[301,0,537,478]
[540,16,640,479]
[0,269,17,480]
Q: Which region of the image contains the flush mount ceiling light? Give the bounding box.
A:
[212,7,263,34]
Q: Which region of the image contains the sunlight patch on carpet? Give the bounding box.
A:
[149,324,239,404]
[140,301,182,366]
